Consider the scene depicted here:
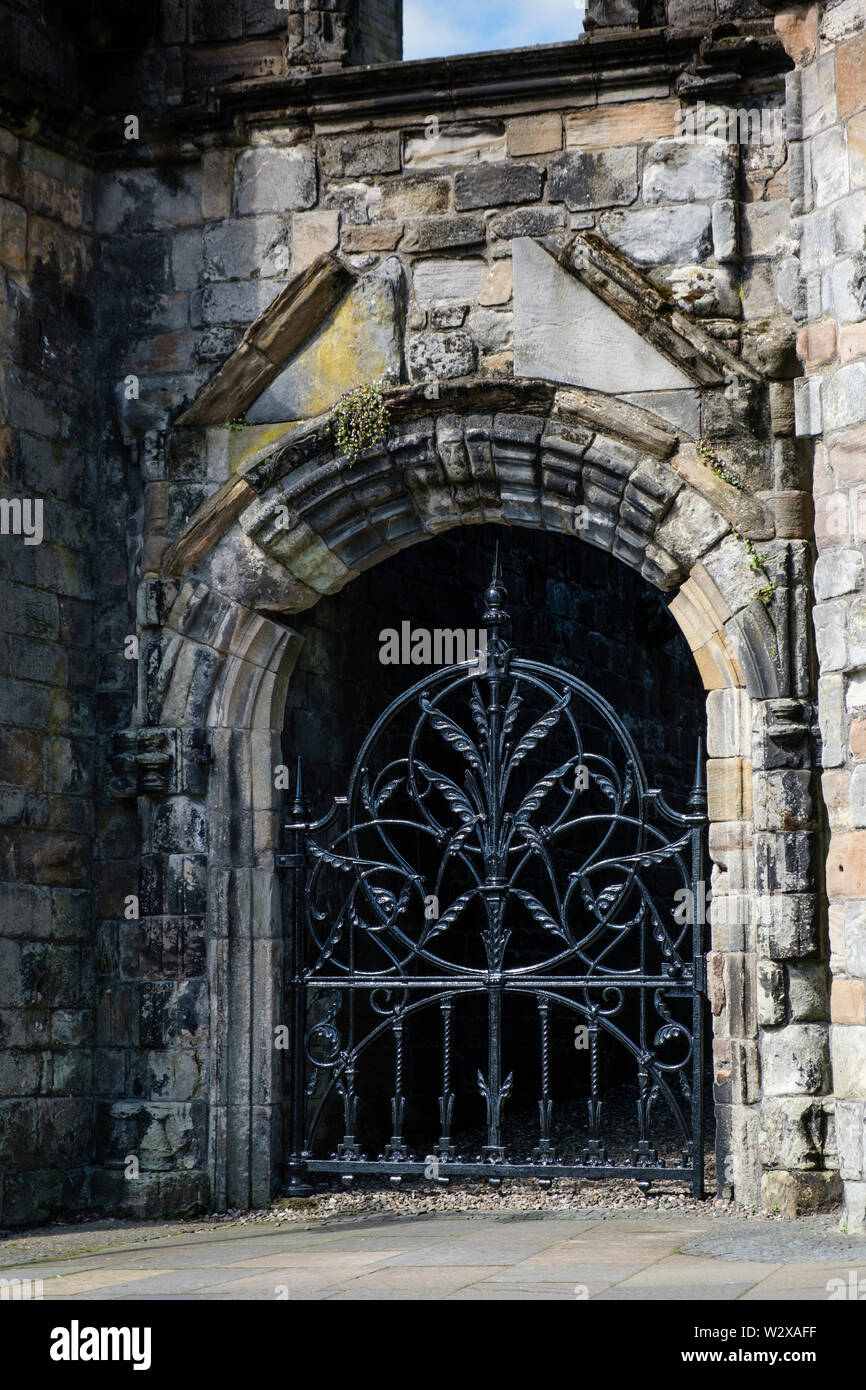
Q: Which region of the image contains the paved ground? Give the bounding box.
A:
[3,1210,866,1300]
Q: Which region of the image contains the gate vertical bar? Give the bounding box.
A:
[688,738,707,1200]
[286,757,313,1196]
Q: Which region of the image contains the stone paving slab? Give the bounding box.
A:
[2,1211,864,1301]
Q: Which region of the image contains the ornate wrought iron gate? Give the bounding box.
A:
[280,553,708,1196]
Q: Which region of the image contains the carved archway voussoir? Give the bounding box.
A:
[149,581,304,732]
[669,576,746,693]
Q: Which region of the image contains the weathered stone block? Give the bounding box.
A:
[756,893,819,960]
[759,1097,825,1168]
[823,259,866,328]
[549,149,637,212]
[831,977,866,1024]
[844,900,866,979]
[707,758,753,821]
[320,132,401,179]
[831,1023,866,1099]
[467,308,512,353]
[203,215,290,281]
[234,147,316,215]
[479,261,513,306]
[488,207,567,239]
[753,769,813,833]
[201,150,234,221]
[757,959,786,1026]
[507,114,562,156]
[711,198,737,263]
[291,210,339,270]
[835,1099,866,1181]
[400,216,485,252]
[812,125,849,207]
[827,831,866,898]
[454,162,543,210]
[706,688,751,760]
[407,332,477,382]
[653,489,728,568]
[341,222,403,252]
[200,278,288,326]
[760,1169,843,1216]
[412,257,487,305]
[741,200,793,260]
[761,1024,830,1095]
[95,169,202,234]
[788,963,829,1022]
[600,204,712,266]
[814,599,848,671]
[642,139,735,205]
[403,125,505,168]
[564,100,679,148]
[96,1099,207,1172]
[377,175,451,219]
[819,672,845,768]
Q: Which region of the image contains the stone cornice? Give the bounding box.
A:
[0,21,789,167]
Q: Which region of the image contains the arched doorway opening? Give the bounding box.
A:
[280,522,713,1191]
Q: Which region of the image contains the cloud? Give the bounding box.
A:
[402,0,586,61]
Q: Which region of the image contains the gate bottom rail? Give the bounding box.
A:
[299,1159,697,1183]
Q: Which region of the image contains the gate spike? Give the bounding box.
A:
[291,755,309,819]
[481,539,509,648]
[687,736,707,816]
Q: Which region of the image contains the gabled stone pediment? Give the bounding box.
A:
[513,233,761,415]
[180,251,405,430]
[178,252,357,427]
[179,231,760,436]
[514,237,695,395]
[246,257,404,424]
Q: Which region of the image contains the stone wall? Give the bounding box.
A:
[774,0,866,1232]
[0,130,100,1226]
[2,0,862,1227]
[115,13,840,1214]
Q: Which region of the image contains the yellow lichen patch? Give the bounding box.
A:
[302,291,394,413]
[246,266,401,425]
[228,422,302,475]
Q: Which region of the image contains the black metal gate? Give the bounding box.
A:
[280,552,708,1196]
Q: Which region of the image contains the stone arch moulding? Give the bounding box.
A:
[118,237,832,1219]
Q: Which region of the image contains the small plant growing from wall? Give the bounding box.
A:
[698,441,776,609]
[697,438,744,492]
[733,529,776,609]
[333,381,391,465]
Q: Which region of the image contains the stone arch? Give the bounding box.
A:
[129,377,824,1213]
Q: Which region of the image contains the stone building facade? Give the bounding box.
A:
[1,0,866,1230]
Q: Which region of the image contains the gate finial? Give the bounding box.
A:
[687,736,707,816]
[291,755,309,819]
[481,540,509,656]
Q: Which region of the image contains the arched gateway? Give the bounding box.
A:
[6,0,866,1239]
[106,237,829,1214]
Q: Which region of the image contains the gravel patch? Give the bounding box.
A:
[680,1218,866,1264]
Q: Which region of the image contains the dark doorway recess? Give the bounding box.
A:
[281,525,712,1193]
[282,524,704,807]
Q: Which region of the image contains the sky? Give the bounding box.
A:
[402,0,587,61]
